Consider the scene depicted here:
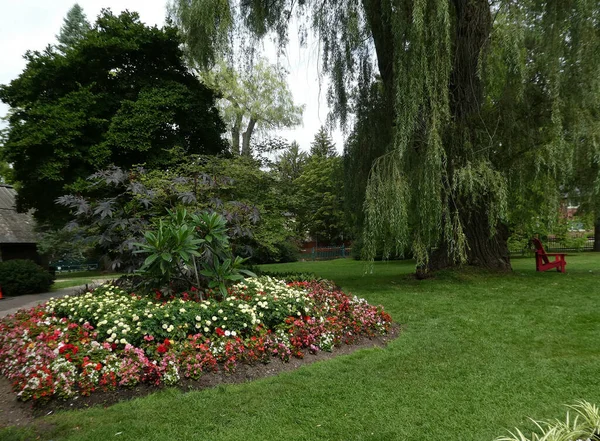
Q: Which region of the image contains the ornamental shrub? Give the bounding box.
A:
[0,259,54,296]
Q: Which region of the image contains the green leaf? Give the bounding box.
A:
[144,254,160,266]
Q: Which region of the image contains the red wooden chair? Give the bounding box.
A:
[531,238,567,273]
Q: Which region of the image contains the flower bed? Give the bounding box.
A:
[0,277,392,403]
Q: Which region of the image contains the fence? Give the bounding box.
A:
[299,245,352,261]
[509,236,595,256]
[49,261,99,273]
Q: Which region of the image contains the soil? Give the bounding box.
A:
[0,324,400,430]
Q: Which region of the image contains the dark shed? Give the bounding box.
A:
[0,184,40,263]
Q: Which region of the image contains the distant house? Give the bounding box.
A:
[0,185,40,263]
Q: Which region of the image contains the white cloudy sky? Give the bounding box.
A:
[0,0,344,153]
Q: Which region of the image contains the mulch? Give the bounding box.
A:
[0,324,400,429]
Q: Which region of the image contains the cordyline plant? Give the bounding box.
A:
[133,207,255,298]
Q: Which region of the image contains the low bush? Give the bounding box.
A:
[0,259,54,296]
[250,268,319,282]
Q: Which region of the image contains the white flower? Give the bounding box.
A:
[179,308,186,313]
[204,327,209,333]
[195,315,201,322]
[162,324,168,329]
[224,330,231,337]
[231,331,237,337]
[218,309,223,314]
[212,316,217,321]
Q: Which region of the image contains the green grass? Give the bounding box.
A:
[51,273,122,291]
[55,270,114,280]
[4,254,600,440]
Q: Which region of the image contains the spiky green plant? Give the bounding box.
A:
[496,401,600,441]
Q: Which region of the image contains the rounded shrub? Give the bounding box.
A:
[0,259,54,296]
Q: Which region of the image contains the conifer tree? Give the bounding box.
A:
[56,4,91,52]
[310,127,337,158]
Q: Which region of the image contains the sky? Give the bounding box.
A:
[0,0,344,154]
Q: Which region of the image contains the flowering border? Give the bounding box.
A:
[0,279,392,403]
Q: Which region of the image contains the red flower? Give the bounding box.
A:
[95,363,102,371]
[215,328,225,337]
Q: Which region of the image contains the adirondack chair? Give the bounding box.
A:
[531,238,567,273]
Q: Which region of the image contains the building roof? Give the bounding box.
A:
[0,185,37,243]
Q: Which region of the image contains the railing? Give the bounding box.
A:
[299,245,352,261]
[49,261,99,273]
[509,236,595,256]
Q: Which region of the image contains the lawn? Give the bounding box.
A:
[51,272,122,291]
[3,253,600,441]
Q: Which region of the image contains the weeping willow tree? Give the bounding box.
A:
[170,0,600,272]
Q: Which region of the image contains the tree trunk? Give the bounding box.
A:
[428,0,511,272]
[231,113,242,155]
[594,215,600,252]
[241,117,257,157]
[428,210,511,273]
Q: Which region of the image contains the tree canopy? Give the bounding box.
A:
[0,10,226,226]
[196,58,303,157]
[169,0,600,272]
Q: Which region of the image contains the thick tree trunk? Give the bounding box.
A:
[594,216,600,252]
[428,0,511,273]
[241,117,257,157]
[428,210,511,272]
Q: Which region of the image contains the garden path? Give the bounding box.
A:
[0,280,111,318]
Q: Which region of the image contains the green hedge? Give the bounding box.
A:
[0,259,54,296]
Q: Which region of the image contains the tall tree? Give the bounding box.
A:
[276,141,308,182]
[199,58,304,156]
[167,0,600,273]
[0,10,226,226]
[310,127,337,158]
[56,3,91,52]
[295,155,349,244]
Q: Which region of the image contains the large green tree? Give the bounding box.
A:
[199,58,304,156]
[167,0,600,273]
[0,10,226,226]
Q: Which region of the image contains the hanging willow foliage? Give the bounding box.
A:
[170,0,600,270]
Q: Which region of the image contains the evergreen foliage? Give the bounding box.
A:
[310,127,337,158]
[0,260,54,297]
[56,4,91,52]
[275,141,308,183]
